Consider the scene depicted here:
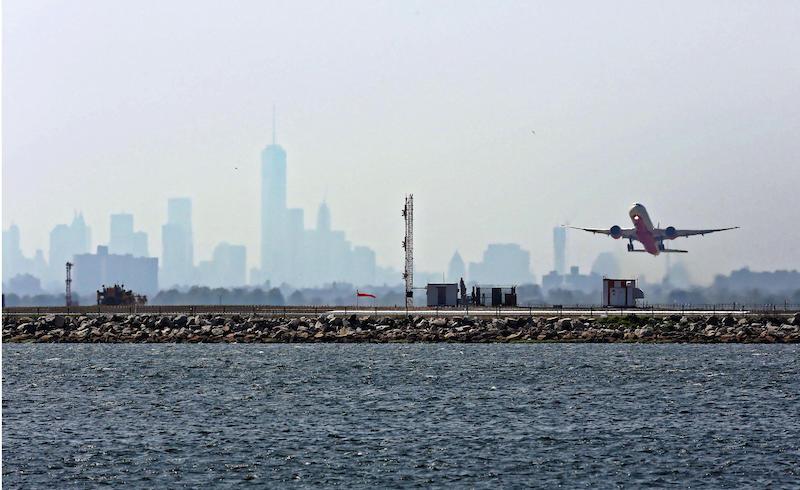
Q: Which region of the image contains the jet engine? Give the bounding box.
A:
[664,226,677,239]
[610,225,622,239]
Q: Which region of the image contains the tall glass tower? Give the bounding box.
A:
[553,226,566,275]
[260,114,288,281]
[161,198,193,287]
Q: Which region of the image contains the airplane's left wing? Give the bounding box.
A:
[657,226,739,238]
[565,226,637,239]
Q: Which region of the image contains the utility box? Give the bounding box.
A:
[602,278,644,307]
[472,285,517,307]
[426,283,458,307]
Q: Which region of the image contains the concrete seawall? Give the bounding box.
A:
[3,313,800,343]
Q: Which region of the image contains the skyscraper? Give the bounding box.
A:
[256,118,380,288]
[161,198,194,287]
[260,119,288,283]
[468,243,534,285]
[285,207,305,285]
[447,251,466,282]
[109,213,148,257]
[49,213,91,281]
[213,243,247,287]
[196,242,247,288]
[3,225,24,281]
[553,226,566,275]
[316,200,331,232]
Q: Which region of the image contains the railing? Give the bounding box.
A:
[2,303,798,317]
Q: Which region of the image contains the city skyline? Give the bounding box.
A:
[4,2,800,284]
[4,120,794,289]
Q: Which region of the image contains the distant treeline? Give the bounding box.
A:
[4,284,799,308]
[149,284,408,306]
[4,267,799,307]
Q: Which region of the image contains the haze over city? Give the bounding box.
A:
[4,0,799,287]
[6,4,800,489]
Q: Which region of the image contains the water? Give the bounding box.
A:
[3,344,799,488]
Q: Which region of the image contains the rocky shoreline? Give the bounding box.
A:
[3,312,800,343]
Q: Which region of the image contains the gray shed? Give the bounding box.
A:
[426,283,458,307]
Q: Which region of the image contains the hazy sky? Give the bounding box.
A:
[4,0,799,284]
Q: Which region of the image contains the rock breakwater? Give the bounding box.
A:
[3,313,800,343]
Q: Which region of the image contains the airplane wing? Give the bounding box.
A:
[656,226,739,238]
[565,226,637,239]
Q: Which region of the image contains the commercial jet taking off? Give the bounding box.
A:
[568,203,738,256]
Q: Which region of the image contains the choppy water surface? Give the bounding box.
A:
[3,344,799,488]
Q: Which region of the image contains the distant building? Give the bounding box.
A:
[48,213,91,282]
[447,251,466,282]
[712,267,800,294]
[663,259,692,289]
[553,227,566,275]
[260,130,288,283]
[468,243,533,285]
[285,207,305,285]
[591,252,621,278]
[31,250,48,283]
[564,266,600,294]
[255,123,382,288]
[215,243,247,287]
[161,198,194,287]
[6,273,44,296]
[541,270,563,292]
[73,246,158,295]
[352,246,377,286]
[3,225,27,282]
[109,213,148,257]
[196,242,247,288]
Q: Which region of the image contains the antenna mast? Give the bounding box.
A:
[402,194,414,308]
[65,262,73,307]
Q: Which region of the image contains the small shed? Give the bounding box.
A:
[602,278,644,307]
[426,283,459,307]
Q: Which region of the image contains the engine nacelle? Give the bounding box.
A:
[610,225,622,239]
[664,226,677,239]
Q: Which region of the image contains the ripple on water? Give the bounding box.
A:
[3,343,799,488]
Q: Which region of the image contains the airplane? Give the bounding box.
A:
[567,203,738,256]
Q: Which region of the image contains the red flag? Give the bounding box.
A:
[357,291,376,298]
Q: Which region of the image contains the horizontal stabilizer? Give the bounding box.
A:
[661,249,688,253]
[627,249,649,253]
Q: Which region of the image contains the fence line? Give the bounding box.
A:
[3,303,799,316]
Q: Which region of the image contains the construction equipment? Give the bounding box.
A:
[96,284,147,306]
[402,194,414,308]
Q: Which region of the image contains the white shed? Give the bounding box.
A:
[602,278,645,307]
